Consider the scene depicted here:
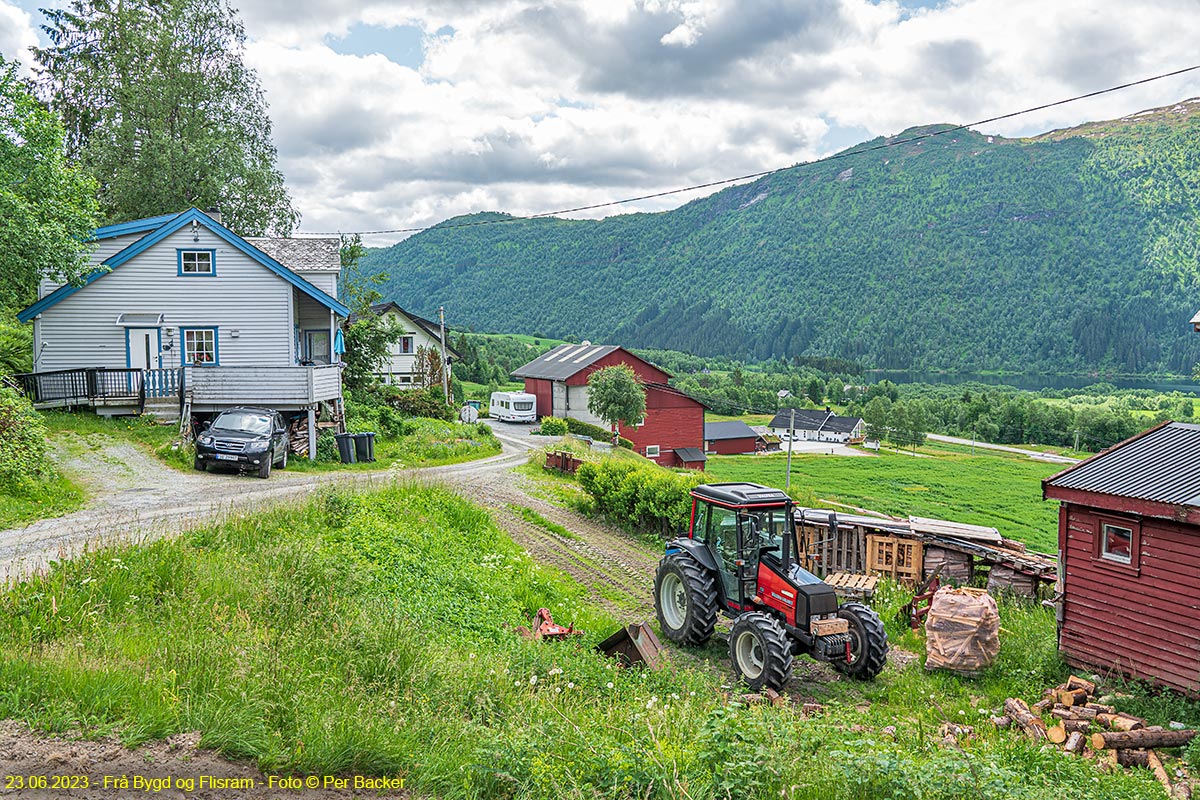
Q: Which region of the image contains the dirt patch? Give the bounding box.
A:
[0,722,406,799]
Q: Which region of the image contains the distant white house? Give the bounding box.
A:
[349,302,459,386]
[15,208,351,455]
[768,408,865,443]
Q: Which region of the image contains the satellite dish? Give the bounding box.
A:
[460,405,479,424]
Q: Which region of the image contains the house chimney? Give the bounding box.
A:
[206,206,222,224]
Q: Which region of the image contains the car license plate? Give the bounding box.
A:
[215,454,239,461]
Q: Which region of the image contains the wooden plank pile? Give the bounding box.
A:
[1000,675,1195,798]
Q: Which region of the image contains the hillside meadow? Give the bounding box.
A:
[704,446,1064,553]
[0,481,1190,798]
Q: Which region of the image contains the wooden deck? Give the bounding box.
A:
[186,364,342,410]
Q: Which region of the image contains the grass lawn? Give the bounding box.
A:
[0,473,84,529]
[0,483,1191,798]
[705,445,1063,552]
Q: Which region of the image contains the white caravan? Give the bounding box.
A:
[489,391,537,423]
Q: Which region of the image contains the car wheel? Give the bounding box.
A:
[193,456,206,472]
[278,447,287,469]
[257,457,271,479]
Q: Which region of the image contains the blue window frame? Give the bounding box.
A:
[177,249,216,276]
[181,327,219,366]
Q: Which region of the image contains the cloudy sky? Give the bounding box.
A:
[3,0,1200,241]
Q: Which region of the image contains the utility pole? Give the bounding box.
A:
[438,306,450,404]
[785,407,795,492]
[971,423,975,456]
[1074,429,1080,453]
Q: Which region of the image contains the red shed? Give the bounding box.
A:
[703,420,759,455]
[512,343,705,468]
[1043,421,1200,695]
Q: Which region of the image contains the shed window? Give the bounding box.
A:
[182,328,217,365]
[646,445,660,458]
[1100,523,1133,564]
[179,250,214,275]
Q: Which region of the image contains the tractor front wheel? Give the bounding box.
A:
[832,601,889,680]
[729,611,794,692]
[654,555,718,646]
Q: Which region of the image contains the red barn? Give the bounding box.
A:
[512,343,705,468]
[1043,421,1200,695]
[703,420,759,455]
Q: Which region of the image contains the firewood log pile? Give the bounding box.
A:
[1000,675,1194,798]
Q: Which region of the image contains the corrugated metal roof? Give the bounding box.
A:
[704,420,758,441]
[768,408,863,434]
[1045,421,1200,507]
[511,343,621,380]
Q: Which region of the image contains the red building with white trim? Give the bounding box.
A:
[512,343,705,468]
[1043,421,1200,695]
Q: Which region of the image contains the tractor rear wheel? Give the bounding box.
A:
[729,612,794,692]
[654,554,718,645]
[832,601,889,680]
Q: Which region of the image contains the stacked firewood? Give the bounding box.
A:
[1000,676,1194,798]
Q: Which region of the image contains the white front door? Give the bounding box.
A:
[127,328,160,370]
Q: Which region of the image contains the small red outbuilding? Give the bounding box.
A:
[1043,421,1200,695]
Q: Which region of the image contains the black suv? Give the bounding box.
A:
[194,406,290,478]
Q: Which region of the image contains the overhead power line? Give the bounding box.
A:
[300,64,1200,238]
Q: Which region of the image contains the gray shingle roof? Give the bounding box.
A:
[704,420,758,441]
[768,408,863,434]
[674,447,707,463]
[1044,421,1200,507]
[512,343,621,380]
[245,237,340,271]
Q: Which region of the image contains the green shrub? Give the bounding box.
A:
[315,430,339,463]
[564,416,633,448]
[0,316,31,377]
[0,386,52,487]
[576,458,705,536]
[539,416,567,436]
[383,386,454,421]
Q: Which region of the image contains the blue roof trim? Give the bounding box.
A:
[91,213,180,241]
[18,209,350,323]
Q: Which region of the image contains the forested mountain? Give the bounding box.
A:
[363,100,1200,375]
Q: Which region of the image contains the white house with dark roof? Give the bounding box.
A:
[767,408,865,443]
[16,208,350,454]
[347,302,460,386]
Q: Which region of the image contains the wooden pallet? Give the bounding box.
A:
[866,534,924,583]
[824,572,879,601]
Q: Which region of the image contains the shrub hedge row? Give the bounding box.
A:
[576,458,706,536]
[564,417,633,449]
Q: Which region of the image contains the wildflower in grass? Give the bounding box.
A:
[555,687,561,693]
[606,682,614,689]
[530,675,538,685]
[469,653,476,660]
[567,682,575,689]
[549,667,562,676]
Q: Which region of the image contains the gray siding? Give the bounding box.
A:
[186,364,341,407]
[297,271,337,298]
[35,227,293,372]
[38,233,146,298]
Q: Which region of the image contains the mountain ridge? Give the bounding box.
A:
[362,98,1200,374]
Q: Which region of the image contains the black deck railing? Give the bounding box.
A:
[12,367,186,413]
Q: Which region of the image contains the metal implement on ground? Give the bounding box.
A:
[517,607,583,641]
[653,482,889,692]
[596,622,664,669]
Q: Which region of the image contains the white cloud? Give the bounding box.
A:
[0,1,37,70]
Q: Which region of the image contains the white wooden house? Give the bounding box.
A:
[767,409,865,443]
[349,302,459,386]
[16,208,351,456]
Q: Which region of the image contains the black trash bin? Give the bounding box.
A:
[334,432,357,464]
[353,432,376,462]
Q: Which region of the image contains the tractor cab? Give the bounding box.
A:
[654,482,888,691]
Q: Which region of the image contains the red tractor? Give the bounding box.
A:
[654,482,888,690]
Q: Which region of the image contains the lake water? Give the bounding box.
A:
[865,370,1200,394]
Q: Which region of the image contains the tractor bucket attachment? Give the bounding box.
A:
[597,622,664,670]
[517,608,583,641]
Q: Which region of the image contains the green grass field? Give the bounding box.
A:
[706,447,1063,552]
[0,482,1189,798]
